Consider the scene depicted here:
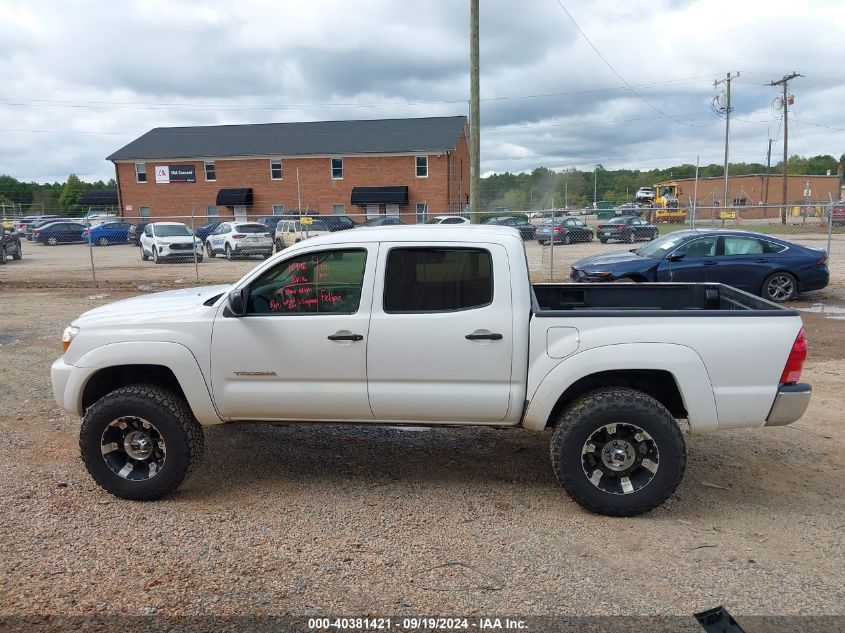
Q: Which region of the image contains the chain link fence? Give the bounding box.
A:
[0,203,841,290]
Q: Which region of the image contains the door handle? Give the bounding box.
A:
[465,333,503,341]
[327,333,364,341]
[703,261,718,266]
[754,258,769,263]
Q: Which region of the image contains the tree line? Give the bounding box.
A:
[0,174,116,215]
[479,154,845,211]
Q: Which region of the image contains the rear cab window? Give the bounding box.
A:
[383,248,493,312]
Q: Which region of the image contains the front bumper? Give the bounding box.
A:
[51,357,75,413]
[158,243,203,258]
[765,383,812,426]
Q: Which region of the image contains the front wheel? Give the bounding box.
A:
[79,385,204,500]
[0,245,6,264]
[98,237,110,246]
[599,238,607,244]
[153,248,161,264]
[550,387,686,517]
[206,243,215,258]
[762,271,798,302]
[11,241,22,260]
[140,245,149,261]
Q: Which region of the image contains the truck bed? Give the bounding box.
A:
[531,282,796,316]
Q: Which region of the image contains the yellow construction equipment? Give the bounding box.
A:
[651,181,687,223]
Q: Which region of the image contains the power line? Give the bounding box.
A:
[551,0,711,127]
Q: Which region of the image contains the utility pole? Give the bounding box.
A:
[763,138,773,210]
[769,72,802,224]
[469,0,480,222]
[714,72,739,209]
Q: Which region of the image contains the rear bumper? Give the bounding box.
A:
[765,383,812,426]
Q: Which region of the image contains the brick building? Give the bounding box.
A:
[108,116,469,222]
[656,174,841,208]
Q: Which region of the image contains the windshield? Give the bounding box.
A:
[154,224,192,237]
[298,220,328,231]
[636,233,688,258]
[235,224,268,234]
[426,218,442,224]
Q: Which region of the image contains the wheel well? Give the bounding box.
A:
[546,369,686,427]
[82,364,186,411]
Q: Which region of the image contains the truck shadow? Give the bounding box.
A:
[176,422,835,517]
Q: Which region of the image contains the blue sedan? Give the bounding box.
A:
[84,221,132,246]
[570,229,829,302]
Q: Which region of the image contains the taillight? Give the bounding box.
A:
[233,234,245,239]
[554,227,563,232]
[616,226,624,231]
[816,256,827,266]
[34,230,40,237]
[780,328,808,384]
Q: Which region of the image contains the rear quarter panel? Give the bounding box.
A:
[525,314,803,432]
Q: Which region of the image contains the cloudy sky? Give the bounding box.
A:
[1,0,843,183]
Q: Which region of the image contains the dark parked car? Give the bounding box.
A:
[0,227,22,263]
[25,217,64,241]
[597,216,658,243]
[14,214,60,235]
[359,216,403,227]
[322,215,356,231]
[570,229,829,302]
[535,217,593,244]
[32,221,87,245]
[128,221,151,245]
[193,221,222,243]
[484,216,536,240]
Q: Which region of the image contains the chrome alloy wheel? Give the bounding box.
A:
[100,417,166,480]
[766,274,795,302]
[581,423,659,495]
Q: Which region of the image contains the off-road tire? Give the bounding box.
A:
[550,387,686,517]
[80,385,204,500]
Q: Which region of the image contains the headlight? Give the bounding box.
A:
[62,325,79,352]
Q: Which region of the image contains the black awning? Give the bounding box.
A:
[351,186,409,206]
[216,188,253,206]
[81,190,118,206]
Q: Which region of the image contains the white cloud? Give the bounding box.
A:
[0,0,842,182]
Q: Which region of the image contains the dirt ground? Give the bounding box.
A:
[0,287,843,622]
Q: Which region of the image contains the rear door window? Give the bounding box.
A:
[723,237,764,255]
[383,248,493,313]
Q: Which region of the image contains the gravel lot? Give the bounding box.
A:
[0,287,844,622]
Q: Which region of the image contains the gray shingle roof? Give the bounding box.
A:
[108,116,467,161]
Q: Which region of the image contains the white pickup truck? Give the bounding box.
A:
[52,226,812,516]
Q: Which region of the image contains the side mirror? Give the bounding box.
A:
[668,253,686,262]
[227,287,248,317]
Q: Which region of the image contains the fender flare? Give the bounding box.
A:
[523,343,718,433]
[68,341,223,425]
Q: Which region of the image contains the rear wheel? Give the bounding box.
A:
[47,236,58,246]
[599,238,607,244]
[79,385,204,500]
[12,240,22,260]
[98,237,110,246]
[762,271,797,302]
[0,245,6,264]
[225,244,233,260]
[563,233,572,245]
[275,239,284,252]
[550,387,686,517]
[626,231,635,243]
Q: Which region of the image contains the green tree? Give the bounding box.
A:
[59,174,85,213]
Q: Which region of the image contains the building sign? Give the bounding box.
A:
[154,165,196,184]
